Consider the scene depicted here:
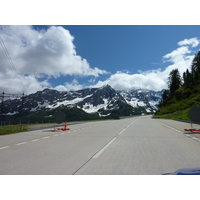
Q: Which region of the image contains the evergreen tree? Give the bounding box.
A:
[191,51,200,83]
[167,68,182,96]
[183,71,186,83]
[158,89,170,107]
[183,69,192,86]
[162,89,170,101]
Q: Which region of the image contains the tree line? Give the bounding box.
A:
[159,51,200,108]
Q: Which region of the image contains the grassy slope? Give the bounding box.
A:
[155,85,200,120]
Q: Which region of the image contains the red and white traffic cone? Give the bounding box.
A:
[62,122,70,131]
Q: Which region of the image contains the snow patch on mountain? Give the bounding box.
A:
[46,94,93,109]
[81,99,111,114]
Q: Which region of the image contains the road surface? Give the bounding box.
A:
[1,115,200,175]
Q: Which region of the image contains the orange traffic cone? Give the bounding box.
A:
[62,122,70,131]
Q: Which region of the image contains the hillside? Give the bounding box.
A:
[155,85,200,120]
[155,51,200,121]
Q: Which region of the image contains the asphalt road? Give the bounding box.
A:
[1,115,200,175]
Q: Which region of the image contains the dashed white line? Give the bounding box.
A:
[0,146,10,150]
[31,139,40,142]
[15,142,26,146]
[93,137,116,158]
[53,134,58,137]
[118,121,135,135]
[93,121,136,158]
[42,136,50,139]
[118,128,126,135]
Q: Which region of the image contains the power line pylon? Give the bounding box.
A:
[0,92,26,123]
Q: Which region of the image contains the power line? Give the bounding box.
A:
[0,35,27,94]
[0,92,27,123]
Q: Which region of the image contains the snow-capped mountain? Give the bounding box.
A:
[2,85,162,118]
[118,89,162,113]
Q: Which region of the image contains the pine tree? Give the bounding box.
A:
[158,89,170,107]
[162,89,170,101]
[191,51,200,83]
[183,69,192,86]
[168,68,182,96]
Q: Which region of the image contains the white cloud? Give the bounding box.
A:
[178,37,200,47]
[0,25,107,77]
[162,46,195,78]
[0,72,51,94]
[0,25,107,94]
[90,38,199,91]
[64,80,84,91]
[163,46,191,63]
[54,79,84,91]
[92,71,167,91]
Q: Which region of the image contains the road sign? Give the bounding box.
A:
[188,106,200,123]
[53,111,65,124]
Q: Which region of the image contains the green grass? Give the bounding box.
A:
[0,124,29,135]
[155,108,191,121]
[155,92,200,121]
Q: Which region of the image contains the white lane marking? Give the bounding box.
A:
[118,120,137,135]
[0,146,10,150]
[42,136,50,139]
[53,134,58,136]
[156,121,184,134]
[94,120,138,158]
[91,120,139,159]
[93,137,116,158]
[15,142,26,146]
[31,139,40,142]
[118,128,126,135]
[191,137,200,142]
[156,120,200,143]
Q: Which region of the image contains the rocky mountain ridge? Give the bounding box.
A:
[2,85,163,119]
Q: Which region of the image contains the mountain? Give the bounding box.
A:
[118,89,163,113]
[1,85,162,121]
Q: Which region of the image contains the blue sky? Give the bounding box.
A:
[1,25,200,94]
